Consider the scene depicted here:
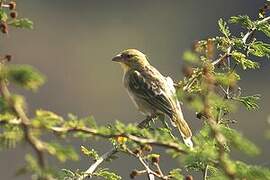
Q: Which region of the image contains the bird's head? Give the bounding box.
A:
[112,49,150,71]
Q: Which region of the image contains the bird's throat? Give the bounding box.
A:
[120,63,130,73]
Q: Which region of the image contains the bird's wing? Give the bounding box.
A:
[127,70,174,117]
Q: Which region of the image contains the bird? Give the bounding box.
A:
[112,49,193,147]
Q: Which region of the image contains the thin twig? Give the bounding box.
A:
[51,126,187,154]
[212,16,270,67]
[125,148,169,180]
[204,165,208,180]
[0,80,46,168]
[78,148,117,180]
[72,115,181,180]
[154,162,164,177]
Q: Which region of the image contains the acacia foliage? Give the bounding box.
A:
[1,1,270,180]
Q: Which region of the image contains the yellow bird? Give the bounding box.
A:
[112,49,193,147]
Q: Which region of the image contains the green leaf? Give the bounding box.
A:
[0,124,23,149]
[32,109,63,128]
[168,169,184,180]
[59,169,77,178]
[184,125,218,171]
[215,72,240,87]
[234,161,270,179]
[45,142,79,162]
[8,18,34,29]
[0,96,13,113]
[218,18,231,38]
[7,65,46,91]
[249,41,270,58]
[231,51,259,69]
[94,168,121,180]
[0,112,17,122]
[220,125,260,156]
[207,166,227,180]
[229,15,254,29]
[235,94,261,111]
[182,51,199,63]
[24,154,42,175]
[81,145,99,160]
[0,9,8,22]
[257,22,270,38]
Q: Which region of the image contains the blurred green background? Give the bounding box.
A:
[1,0,269,179]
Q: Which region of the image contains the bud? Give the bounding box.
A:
[202,65,210,75]
[142,144,152,152]
[182,66,193,78]
[186,95,194,102]
[185,175,193,180]
[10,11,18,19]
[0,22,8,34]
[151,155,160,164]
[5,54,12,61]
[8,1,16,10]
[115,136,127,144]
[263,3,269,10]
[133,148,141,155]
[205,74,216,85]
[130,170,139,179]
[196,112,203,119]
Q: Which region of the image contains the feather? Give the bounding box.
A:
[127,70,174,117]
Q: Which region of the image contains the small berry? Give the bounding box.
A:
[182,66,193,78]
[185,175,193,180]
[202,65,210,75]
[10,11,18,19]
[0,22,8,34]
[142,145,152,152]
[133,148,141,155]
[151,155,160,164]
[5,54,12,61]
[196,112,203,119]
[8,1,16,10]
[263,3,269,10]
[186,96,194,102]
[130,170,138,179]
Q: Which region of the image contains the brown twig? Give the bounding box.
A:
[125,147,169,180]
[0,80,46,168]
[51,126,187,154]
[212,16,270,67]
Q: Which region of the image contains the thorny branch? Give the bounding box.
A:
[0,79,46,168]
[126,147,169,180]
[52,118,187,179]
[212,16,270,66]
[0,75,187,179]
[77,148,118,180]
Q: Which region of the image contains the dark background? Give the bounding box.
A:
[1,0,269,179]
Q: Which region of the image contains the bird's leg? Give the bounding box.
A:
[137,115,157,129]
[158,114,175,139]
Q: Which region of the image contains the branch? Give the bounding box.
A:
[51,126,187,154]
[78,148,117,180]
[212,16,270,66]
[1,108,187,178]
[0,80,46,168]
[204,165,208,180]
[52,119,187,179]
[125,148,169,180]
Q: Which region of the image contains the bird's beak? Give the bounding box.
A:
[112,53,122,62]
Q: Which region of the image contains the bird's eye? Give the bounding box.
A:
[122,54,132,59]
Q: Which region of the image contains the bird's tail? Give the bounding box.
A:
[172,113,193,148]
[165,76,193,148]
[170,104,193,148]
